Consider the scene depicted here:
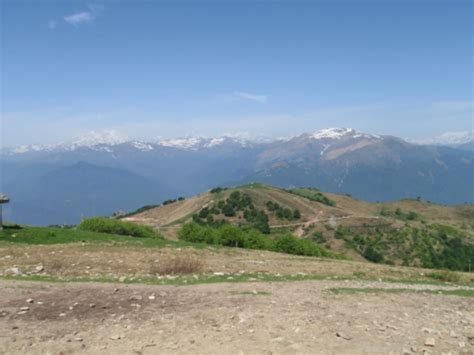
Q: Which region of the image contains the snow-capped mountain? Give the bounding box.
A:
[1,130,258,155]
[415,131,474,147]
[309,127,380,141]
[2,127,473,225]
[3,128,385,155]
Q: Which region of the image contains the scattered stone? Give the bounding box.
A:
[336,332,352,340]
[459,342,465,348]
[17,311,28,315]
[424,338,436,347]
[148,295,156,300]
[113,288,119,293]
[26,299,34,304]
[5,267,22,276]
[213,272,225,276]
[74,337,83,342]
[450,330,458,338]
[110,335,121,340]
[89,304,96,308]
[59,313,66,317]
[119,276,126,282]
[34,265,44,273]
[19,307,29,311]
[130,295,142,301]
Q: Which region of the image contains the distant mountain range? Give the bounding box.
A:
[1,128,473,225]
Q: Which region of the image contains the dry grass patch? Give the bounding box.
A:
[149,256,204,275]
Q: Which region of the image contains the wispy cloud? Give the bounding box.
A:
[64,11,94,26]
[63,4,104,26]
[234,91,268,103]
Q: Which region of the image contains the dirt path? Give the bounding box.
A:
[272,214,385,229]
[1,279,473,354]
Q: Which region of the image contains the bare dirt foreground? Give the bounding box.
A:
[0,279,473,355]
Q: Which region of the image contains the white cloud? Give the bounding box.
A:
[234,91,268,103]
[64,11,94,25]
[63,4,104,26]
[48,20,57,29]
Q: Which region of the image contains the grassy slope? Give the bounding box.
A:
[122,184,474,270]
[1,225,473,287]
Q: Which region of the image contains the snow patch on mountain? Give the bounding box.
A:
[416,131,474,146]
[158,137,204,149]
[69,130,129,148]
[310,128,380,140]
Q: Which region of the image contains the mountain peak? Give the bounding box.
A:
[309,128,379,140]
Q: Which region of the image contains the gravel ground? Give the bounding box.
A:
[0,279,473,354]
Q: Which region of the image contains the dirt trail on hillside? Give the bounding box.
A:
[272,213,386,229]
[1,279,473,354]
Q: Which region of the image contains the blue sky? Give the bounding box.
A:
[1,0,472,146]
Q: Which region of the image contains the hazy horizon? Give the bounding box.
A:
[1,0,472,146]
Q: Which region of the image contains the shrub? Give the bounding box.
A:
[217,224,244,247]
[222,204,236,217]
[78,217,161,238]
[293,209,301,219]
[210,187,226,193]
[177,223,333,258]
[426,271,461,283]
[288,188,336,207]
[242,229,273,250]
[273,235,329,257]
[362,246,384,263]
[178,222,218,244]
[122,204,160,218]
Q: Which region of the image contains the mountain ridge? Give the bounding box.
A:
[2,128,473,225]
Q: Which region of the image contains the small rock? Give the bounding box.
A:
[459,342,465,348]
[89,304,96,308]
[34,265,44,273]
[119,276,126,282]
[17,311,28,315]
[450,330,458,338]
[26,299,34,304]
[59,313,66,317]
[129,295,142,301]
[74,337,83,342]
[110,335,121,340]
[19,307,29,311]
[113,288,119,293]
[148,295,156,300]
[5,267,22,276]
[336,332,352,340]
[424,337,436,347]
[213,272,225,276]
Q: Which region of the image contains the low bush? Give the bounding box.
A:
[178,222,334,258]
[426,271,461,283]
[78,217,161,239]
[273,235,331,257]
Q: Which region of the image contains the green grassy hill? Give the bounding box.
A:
[123,184,474,271]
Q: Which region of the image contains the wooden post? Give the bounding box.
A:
[0,195,10,231]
